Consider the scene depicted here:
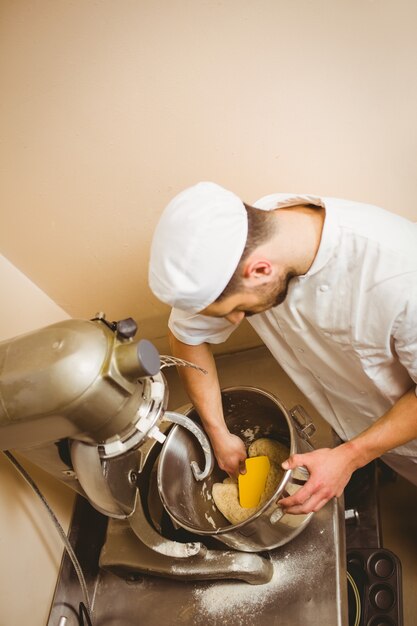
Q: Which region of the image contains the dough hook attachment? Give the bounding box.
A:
[162,411,214,481]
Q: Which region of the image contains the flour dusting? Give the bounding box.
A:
[191,546,308,624]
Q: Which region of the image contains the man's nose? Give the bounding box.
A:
[225,311,245,324]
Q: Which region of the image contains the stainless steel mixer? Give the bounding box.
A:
[48,346,349,626]
[0,314,279,586]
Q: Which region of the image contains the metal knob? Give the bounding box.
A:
[116,317,138,339]
[344,508,359,525]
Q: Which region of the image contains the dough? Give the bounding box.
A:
[248,438,289,466]
[212,438,289,525]
[212,482,257,525]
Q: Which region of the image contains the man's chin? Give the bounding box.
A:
[272,291,288,307]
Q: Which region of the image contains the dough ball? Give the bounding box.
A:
[212,482,256,525]
[211,438,289,526]
[261,461,285,504]
[248,438,289,466]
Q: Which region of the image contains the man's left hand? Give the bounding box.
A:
[279,445,357,514]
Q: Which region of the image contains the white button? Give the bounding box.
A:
[297,347,304,353]
[320,284,329,292]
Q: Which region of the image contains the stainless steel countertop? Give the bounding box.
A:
[50,346,349,626]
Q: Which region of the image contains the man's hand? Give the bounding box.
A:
[280,390,417,514]
[279,444,358,514]
[210,431,247,477]
[168,334,247,476]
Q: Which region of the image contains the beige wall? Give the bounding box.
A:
[1,1,417,624]
[1,0,417,356]
[0,255,75,626]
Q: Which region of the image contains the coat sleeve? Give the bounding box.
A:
[168,307,239,345]
[392,278,417,396]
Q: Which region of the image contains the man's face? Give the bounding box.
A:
[200,270,295,324]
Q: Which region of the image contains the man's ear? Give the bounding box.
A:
[243,258,273,285]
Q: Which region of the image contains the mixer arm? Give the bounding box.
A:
[0,316,162,452]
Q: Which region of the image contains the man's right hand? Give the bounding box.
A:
[210,431,247,477]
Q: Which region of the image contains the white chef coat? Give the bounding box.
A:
[169,194,417,463]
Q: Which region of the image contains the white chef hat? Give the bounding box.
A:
[149,182,247,313]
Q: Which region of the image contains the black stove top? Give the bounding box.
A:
[345,461,403,626]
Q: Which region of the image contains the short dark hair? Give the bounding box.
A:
[216,203,277,301]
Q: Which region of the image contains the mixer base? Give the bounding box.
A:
[100,517,273,584]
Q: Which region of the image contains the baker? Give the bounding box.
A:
[148,181,417,514]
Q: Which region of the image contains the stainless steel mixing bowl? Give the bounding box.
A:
[157,386,316,552]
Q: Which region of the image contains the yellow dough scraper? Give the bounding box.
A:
[238,455,270,508]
